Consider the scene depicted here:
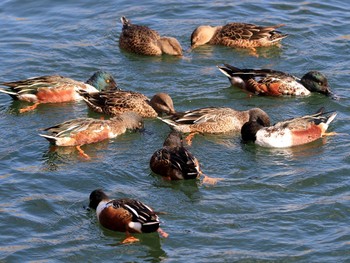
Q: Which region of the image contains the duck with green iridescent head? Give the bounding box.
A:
[218,64,334,97]
[0,71,117,112]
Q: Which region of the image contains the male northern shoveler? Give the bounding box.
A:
[0,71,117,113]
[39,112,143,158]
[159,107,270,144]
[218,64,333,97]
[190,23,287,51]
[150,131,220,184]
[119,16,183,56]
[78,89,175,118]
[241,108,337,148]
[89,189,168,244]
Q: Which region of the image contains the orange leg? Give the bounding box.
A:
[323,132,338,136]
[157,228,169,238]
[19,102,40,113]
[201,173,223,185]
[121,232,140,244]
[76,145,90,159]
[185,132,199,146]
[248,47,259,57]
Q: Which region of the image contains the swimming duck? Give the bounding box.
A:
[0,71,117,113]
[150,131,220,184]
[241,108,337,148]
[78,89,175,118]
[39,112,143,158]
[89,189,168,244]
[218,64,333,97]
[119,16,183,56]
[190,22,287,51]
[159,107,270,144]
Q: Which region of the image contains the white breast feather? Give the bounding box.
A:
[255,128,293,148]
[96,200,108,220]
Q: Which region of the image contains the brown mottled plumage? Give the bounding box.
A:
[190,22,287,50]
[159,107,270,134]
[78,89,175,118]
[119,16,183,56]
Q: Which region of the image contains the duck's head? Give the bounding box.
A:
[163,130,183,148]
[89,189,109,210]
[301,71,332,96]
[149,93,176,116]
[158,37,183,56]
[190,25,217,49]
[241,108,271,143]
[86,71,118,91]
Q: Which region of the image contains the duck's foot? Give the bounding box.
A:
[157,228,169,238]
[201,174,223,185]
[76,145,90,159]
[19,102,40,113]
[121,235,139,244]
[248,47,259,57]
[323,132,338,136]
[185,132,199,146]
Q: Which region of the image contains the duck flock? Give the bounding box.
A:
[0,16,338,244]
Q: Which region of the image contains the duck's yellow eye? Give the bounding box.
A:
[106,79,110,83]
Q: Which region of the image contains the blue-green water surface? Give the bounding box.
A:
[0,0,349,262]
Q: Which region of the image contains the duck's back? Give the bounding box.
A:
[119,22,162,55]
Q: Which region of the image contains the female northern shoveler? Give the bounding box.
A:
[159,107,270,144]
[218,64,333,97]
[39,112,143,158]
[190,23,287,51]
[150,131,220,184]
[89,189,168,244]
[78,89,175,118]
[119,16,183,56]
[241,108,337,148]
[0,71,117,113]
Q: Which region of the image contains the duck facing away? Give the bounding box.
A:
[78,89,175,118]
[89,189,168,244]
[241,108,337,148]
[218,64,333,97]
[0,71,117,113]
[39,112,143,158]
[150,131,220,184]
[119,16,183,56]
[159,107,270,144]
[190,22,287,50]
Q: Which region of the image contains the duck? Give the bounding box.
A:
[158,107,270,144]
[39,111,143,158]
[190,22,287,51]
[150,131,220,184]
[77,89,175,118]
[218,64,333,97]
[241,107,337,148]
[119,16,183,56]
[88,189,168,244]
[0,71,117,113]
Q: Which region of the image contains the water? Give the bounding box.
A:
[0,0,349,262]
